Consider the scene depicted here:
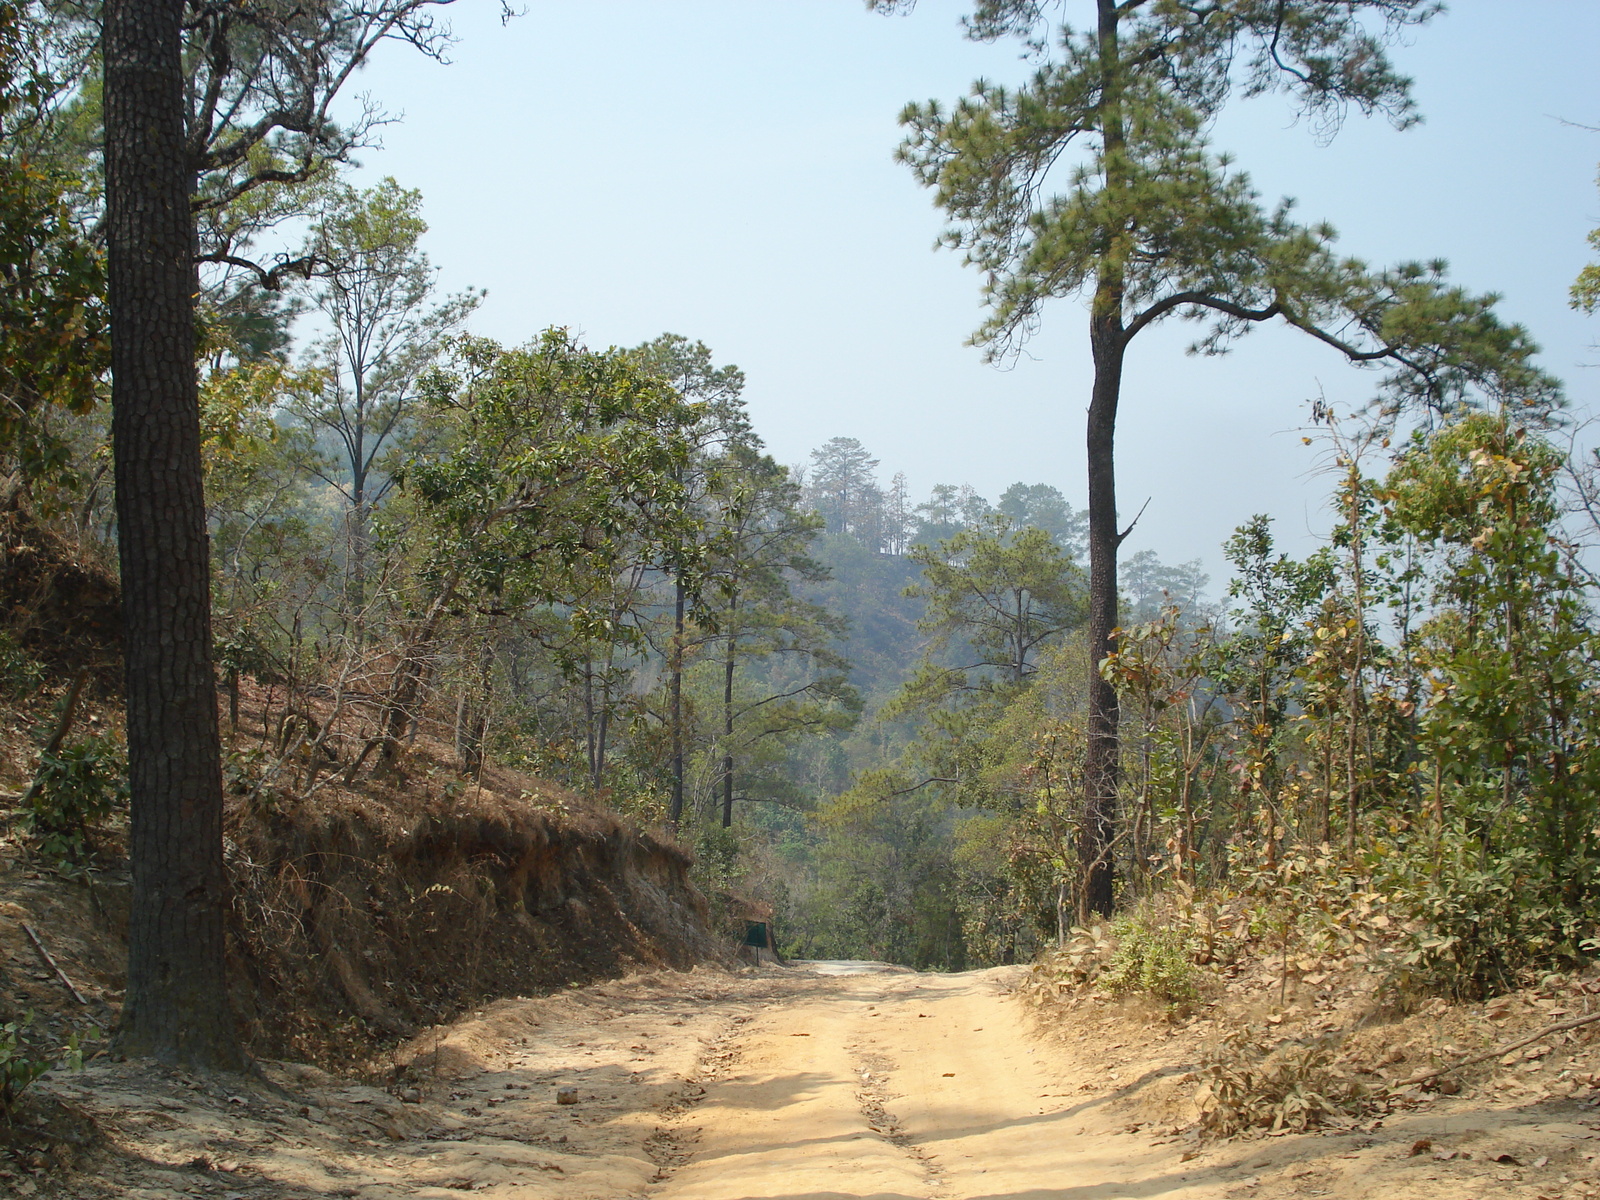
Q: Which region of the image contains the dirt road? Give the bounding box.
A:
[22,961,1590,1199]
[650,962,1200,1200]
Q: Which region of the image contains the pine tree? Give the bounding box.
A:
[806,437,884,547]
[103,0,457,1066]
[104,0,243,1067]
[881,0,1550,913]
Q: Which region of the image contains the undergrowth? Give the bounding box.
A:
[17,734,128,870]
[0,1015,96,1126]
[1023,852,1581,1137]
[0,630,43,698]
[1098,906,1202,1010]
[1194,1029,1372,1136]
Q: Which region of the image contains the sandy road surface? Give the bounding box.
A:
[654,963,1207,1200]
[22,961,1591,1199]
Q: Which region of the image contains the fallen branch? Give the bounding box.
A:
[1392,1007,1600,1089]
[22,922,87,1006]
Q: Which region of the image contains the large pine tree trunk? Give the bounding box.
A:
[104,0,245,1068]
[1078,0,1126,920]
[669,576,685,827]
[1081,315,1124,919]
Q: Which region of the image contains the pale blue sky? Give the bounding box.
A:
[338,0,1599,578]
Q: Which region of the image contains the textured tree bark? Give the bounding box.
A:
[1081,316,1123,920]
[721,616,737,829]
[669,576,685,828]
[1077,0,1128,921]
[104,0,245,1068]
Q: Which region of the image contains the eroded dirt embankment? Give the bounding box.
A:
[223,781,721,1065]
[2,494,724,1072]
[1,779,721,1077]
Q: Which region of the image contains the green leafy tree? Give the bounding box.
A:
[361,330,702,777]
[1385,412,1600,992]
[0,1,107,490]
[474,331,744,802]
[905,515,1085,694]
[1211,516,1334,857]
[950,639,1093,952]
[291,177,481,625]
[805,778,968,968]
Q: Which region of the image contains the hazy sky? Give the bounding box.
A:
[336,0,1599,582]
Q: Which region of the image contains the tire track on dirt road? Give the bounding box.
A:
[648,962,1226,1200]
[648,963,931,1200]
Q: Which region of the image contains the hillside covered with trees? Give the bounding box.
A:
[1,3,1599,1182]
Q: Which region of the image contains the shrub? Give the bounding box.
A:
[0,628,43,697]
[0,1014,53,1123]
[0,1014,94,1124]
[20,733,129,868]
[1387,827,1598,999]
[1195,1029,1369,1136]
[1099,907,1201,1009]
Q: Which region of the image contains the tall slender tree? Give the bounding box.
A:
[292,177,479,626]
[700,446,853,827]
[881,0,1551,912]
[631,334,748,828]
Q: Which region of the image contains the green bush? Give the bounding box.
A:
[692,823,742,897]
[0,628,43,697]
[1388,826,1599,999]
[1100,908,1201,1009]
[20,734,129,868]
[0,1014,54,1123]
